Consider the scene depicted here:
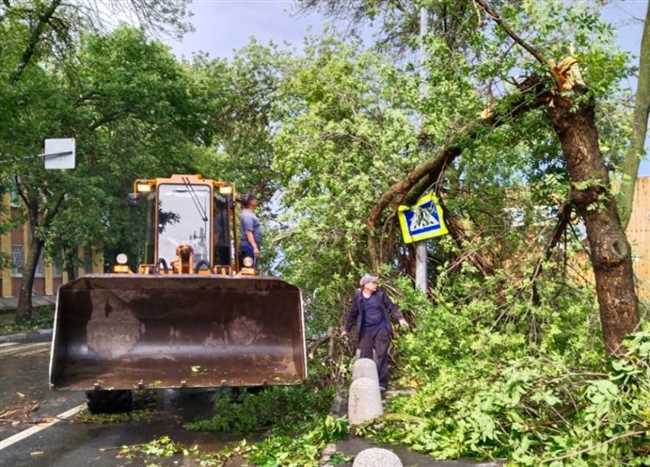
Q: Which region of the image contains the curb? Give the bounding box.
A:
[0,328,52,344]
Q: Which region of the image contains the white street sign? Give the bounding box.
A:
[44,138,75,170]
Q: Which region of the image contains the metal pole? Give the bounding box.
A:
[415,6,428,292]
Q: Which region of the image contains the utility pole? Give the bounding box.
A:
[415,6,428,292]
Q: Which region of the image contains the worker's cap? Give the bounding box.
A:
[359,274,379,287]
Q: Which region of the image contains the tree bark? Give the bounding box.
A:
[472,0,640,353]
[13,188,63,321]
[64,246,77,282]
[619,1,650,229]
[15,236,44,321]
[548,90,639,354]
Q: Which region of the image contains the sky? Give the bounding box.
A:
[166,0,649,173]
[168,0,327,59]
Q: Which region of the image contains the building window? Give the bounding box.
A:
[35,251,44,277]
[11,245,23,277]
[9,181,21,208]
[10,247,45,277]
[53,257,63,277]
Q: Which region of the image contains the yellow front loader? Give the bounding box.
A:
[49,175,306,412]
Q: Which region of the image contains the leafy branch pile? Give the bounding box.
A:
[239,415,349,467]
[120,386,347,466]
[185,386,350,466]
[355,275,650,465]
[121,416,349,467]
[185,385,334,434]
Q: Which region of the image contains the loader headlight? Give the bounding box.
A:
[242,256,254,268]
[116,253,128,265]
[136,183,152,193]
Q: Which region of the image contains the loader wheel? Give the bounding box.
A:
[86,390,134,414]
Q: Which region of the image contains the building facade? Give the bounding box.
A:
[625,176,650,300]
[0,193,103,299]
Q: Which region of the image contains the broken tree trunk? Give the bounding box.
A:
[463,0,640,354]
[548,88,639,354]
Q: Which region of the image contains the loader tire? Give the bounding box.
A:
[86,390,134,414]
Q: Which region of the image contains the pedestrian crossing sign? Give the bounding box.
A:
[398,193,448,243]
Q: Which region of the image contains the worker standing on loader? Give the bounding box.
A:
[240,193,263,266]
[342,274,408,392]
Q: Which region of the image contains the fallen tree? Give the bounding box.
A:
[367,0,639,354]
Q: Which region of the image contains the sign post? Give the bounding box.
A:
[416,6,428,292]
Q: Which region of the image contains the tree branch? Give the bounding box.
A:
[11,0,63,83]
[438,195,494,277]
[89,110,128,130]
[14,175,39,229]
[530,201,573,305]
[366,79,549,270]
[43,193,65,227]
[542,431,644,464]
[473,0,547,66]
[13,175,30,210]
[619,0,650,228]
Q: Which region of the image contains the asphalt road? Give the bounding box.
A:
[0,337,245,467]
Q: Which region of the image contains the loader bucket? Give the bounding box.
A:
[49,275,307,390]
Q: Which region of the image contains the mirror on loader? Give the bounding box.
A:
[49,174,307,414]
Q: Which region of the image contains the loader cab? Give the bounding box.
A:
[131,175,238,274]
[157,181,212,269]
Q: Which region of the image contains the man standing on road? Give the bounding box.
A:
[342,274,408,391]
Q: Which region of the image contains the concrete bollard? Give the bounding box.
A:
[352,447,403,467]
[352,358,379,382]
[348,377,383,425]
